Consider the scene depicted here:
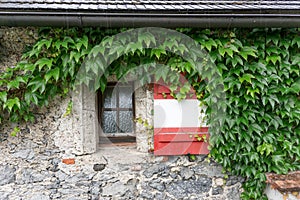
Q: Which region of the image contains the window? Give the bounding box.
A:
[98,82,135,143]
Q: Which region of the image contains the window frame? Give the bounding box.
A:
[98,82,136,143]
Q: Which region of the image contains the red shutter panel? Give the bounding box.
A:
[153,78,209,156]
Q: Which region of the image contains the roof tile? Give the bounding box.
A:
[0,0,299,12]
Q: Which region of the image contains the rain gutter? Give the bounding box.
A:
[1,12,300,28]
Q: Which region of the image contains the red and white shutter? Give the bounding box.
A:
[153,79,209,155]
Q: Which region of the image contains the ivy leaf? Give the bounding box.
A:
[4,97,21,112]
[34,38,52,50]
[257,143,274,156]
[62,36,75,49]
[70,51,82,63]
[99,77,107,93]
[28,48,40,58]
[24,91,39,105]
[261,96,267,106]
[45,67,60,82]
[138,32,156,48]
[239,73,255,84]
[108,41,122,56]
[101,36,114,47]
[180,83,191,94]
[28,77,46,94]
[231,55,243,67]
[289,78,300,94]
[246,87,260,98]
[7,76,28,90]
[237,116,249,126]
[249,152,259,162]
[177,44,188,55]
[16,76,27,84]
[0,91,7,103]
[251,124,263,135]
[229,44,239,53]
[124,42,142,54]
[225,48,233,58]
[291,55,300,65]
[266,46,279,56]
[240,47,257,61]
[269,98,275,110]
[283,141,293,151]
[90,45,106,58]
[266,55,281,65]
[218,47,226,57]
[175,92,186,101]
[150,49,166,60]
[7,79,20,90]
[20,62,35,73]
[54,40,63,50]
[291,36,300,48]
[81,35,89,49]
[203,38,217,51]
[35,58,53,71]
[272,154,284,165]
[75,42,83,52]
[155,66,170,82]
[184,62,192,74]
[89,56,104,76]
[10,126,20,137]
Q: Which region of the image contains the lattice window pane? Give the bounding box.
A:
[119,86,133,108]
[119,111,133,133]
[103,86,117,108]
[102,111,117,133]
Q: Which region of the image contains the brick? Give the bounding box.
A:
[62,158,75,165]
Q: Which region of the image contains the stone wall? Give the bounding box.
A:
[0,27,37,71]
[0,112,244,199]
[0,27,244,200]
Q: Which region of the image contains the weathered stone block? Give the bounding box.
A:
[0,165,15,186]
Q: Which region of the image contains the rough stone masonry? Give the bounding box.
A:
[0,27,244,200]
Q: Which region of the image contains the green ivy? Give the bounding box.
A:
[0,28,121,123]
[0,27,299,200]
[201,28,300,200]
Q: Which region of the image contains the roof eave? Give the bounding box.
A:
[1,11,300,28]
